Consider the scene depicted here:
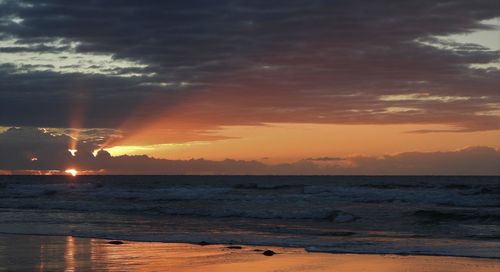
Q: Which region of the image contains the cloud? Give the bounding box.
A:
[346,146,500,175]
[0,127,96,170]
[0,0,498,141]
[0,127,498,175]
[0,127,123,170]
[305,157,344,162]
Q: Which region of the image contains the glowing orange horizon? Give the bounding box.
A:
[60,81,500,164]
[102,123,500,163]
[93,80,500,163]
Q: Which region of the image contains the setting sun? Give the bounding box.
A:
[64,169,78,177]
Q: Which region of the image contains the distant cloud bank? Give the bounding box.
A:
[1,127,498,175]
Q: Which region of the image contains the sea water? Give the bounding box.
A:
[0,176,498,258]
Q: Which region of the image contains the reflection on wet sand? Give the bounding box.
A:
[0,234,498,272]
[65,236,75,272]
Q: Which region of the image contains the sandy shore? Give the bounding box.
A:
[0,234,498,272]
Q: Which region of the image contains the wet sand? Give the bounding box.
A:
[0,234,498,272]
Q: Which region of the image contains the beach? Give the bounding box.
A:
[0,234,499,272]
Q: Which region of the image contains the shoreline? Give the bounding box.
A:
[1,232,499,260]
[1,233,499,272]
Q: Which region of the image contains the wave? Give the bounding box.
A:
[1,176,498,220]
[412,210,500,224]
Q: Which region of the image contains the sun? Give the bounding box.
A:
[65,169,78,177]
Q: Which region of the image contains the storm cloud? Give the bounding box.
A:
[0,0,499,140]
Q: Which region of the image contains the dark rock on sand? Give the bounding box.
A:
[198,241,210,246]
[263,250,276,256]
[108,240,124,245]
[226,246,243,249]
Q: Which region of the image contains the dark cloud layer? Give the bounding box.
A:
[0,0,499,138]
[0,128,498,175]
[0,127,96,170]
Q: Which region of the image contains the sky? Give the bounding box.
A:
[0,0,499,175]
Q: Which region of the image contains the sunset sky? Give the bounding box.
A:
[0,0,499,175]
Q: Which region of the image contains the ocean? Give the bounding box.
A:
[0,176,498,258]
